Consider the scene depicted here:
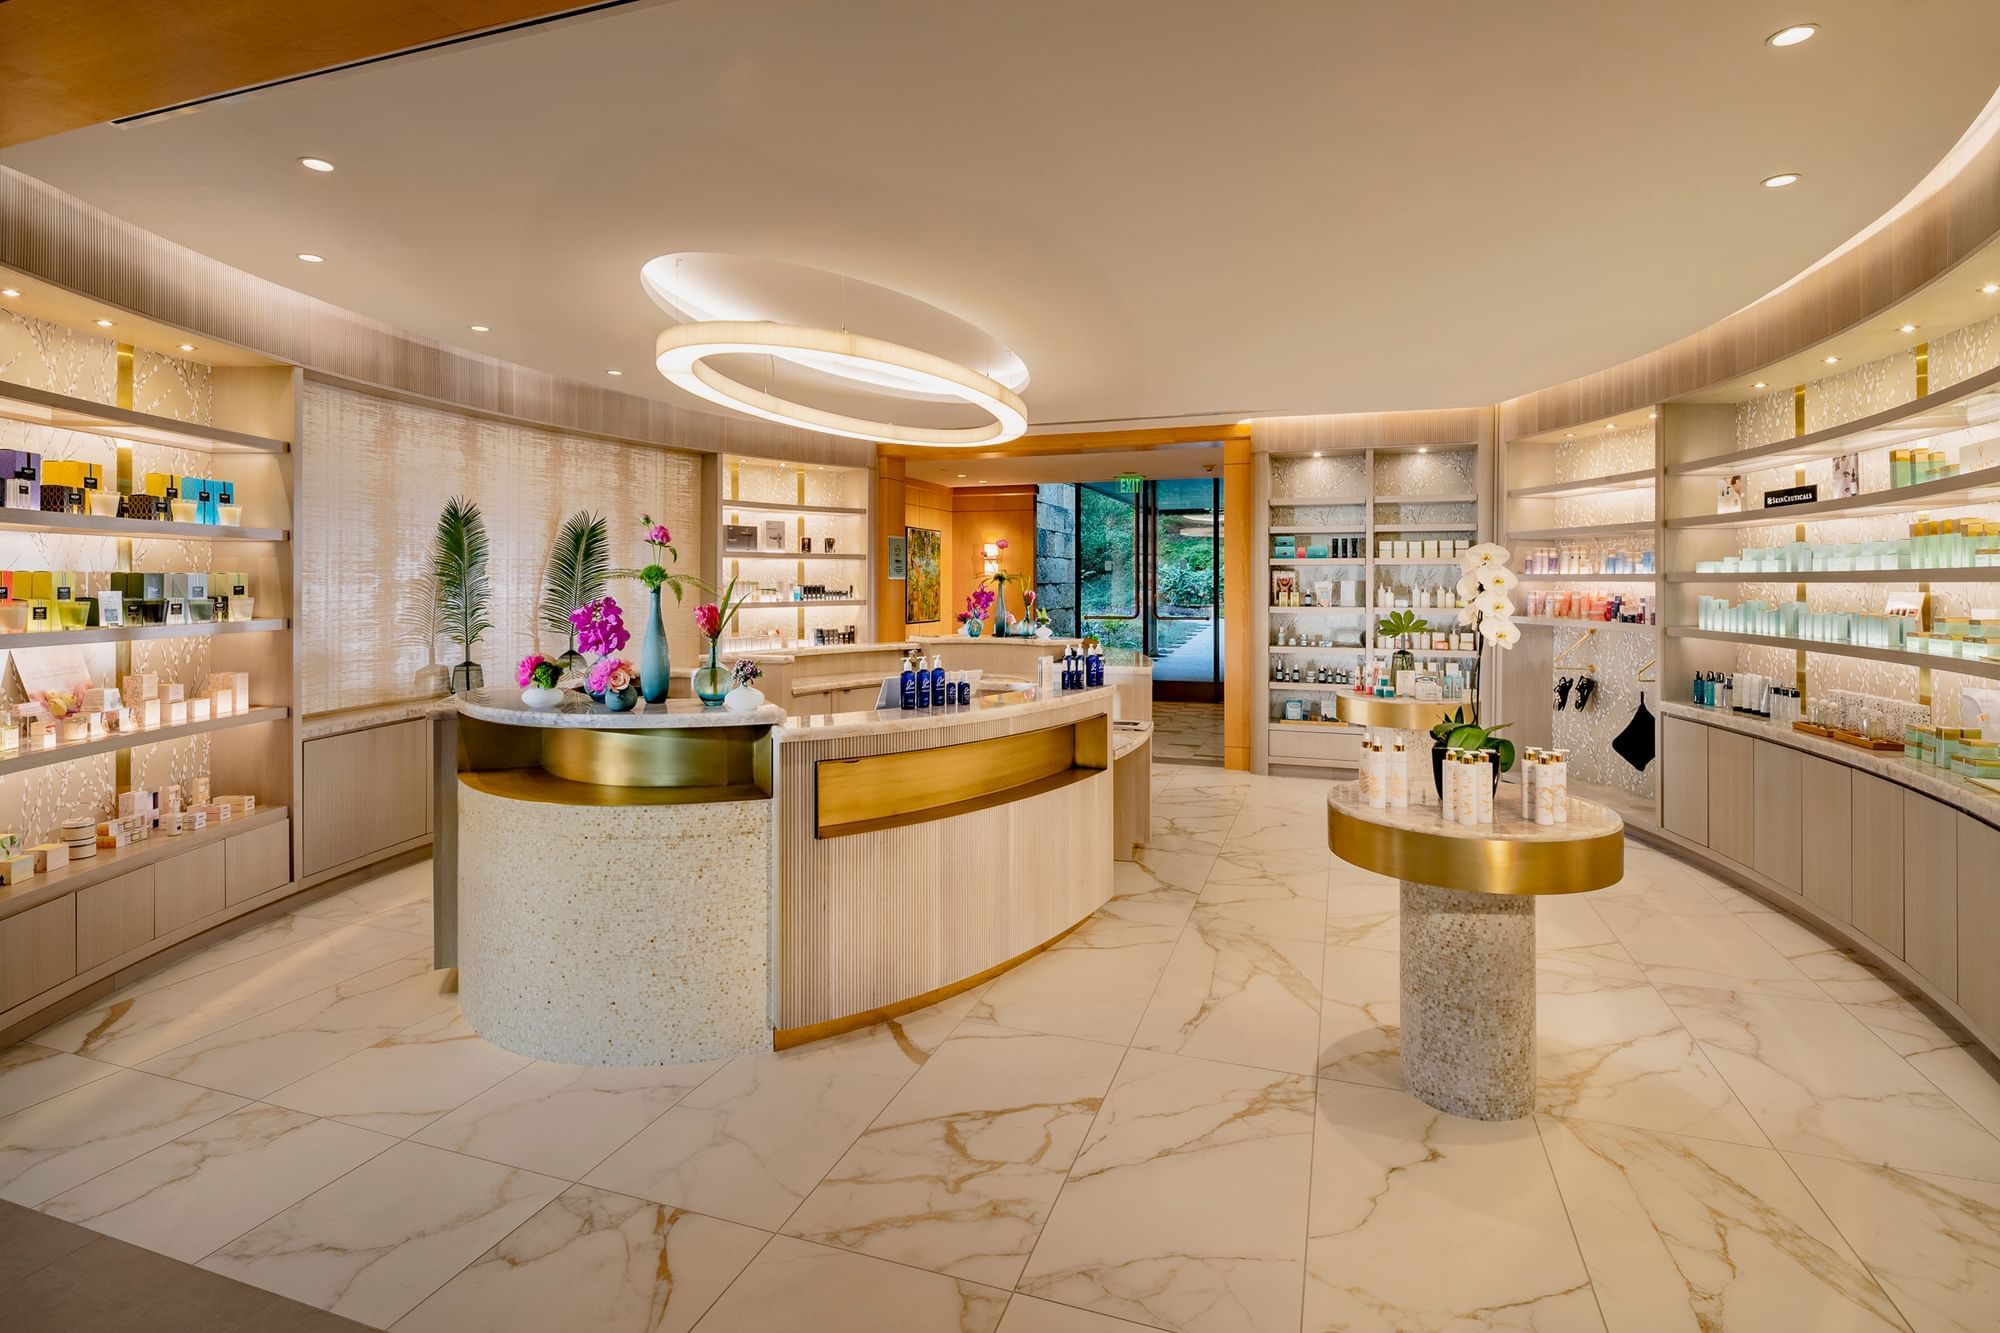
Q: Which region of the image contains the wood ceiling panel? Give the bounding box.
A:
[0,0,617,148]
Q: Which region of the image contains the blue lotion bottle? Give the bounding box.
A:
[900,656,917,710]
[930,656,946,707]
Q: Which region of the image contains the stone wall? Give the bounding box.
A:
[1035,484,1077,635]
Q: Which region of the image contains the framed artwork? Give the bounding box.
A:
[763,520,787,550]
[723,524,760,552]
[905,526,941,622]
[886,534,907,580]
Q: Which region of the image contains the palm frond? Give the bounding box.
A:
[539,511,609,645]
[432,495,492,658]
[396,571,444,665]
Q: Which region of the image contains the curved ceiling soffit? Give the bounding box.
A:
[1497,84,2000,438]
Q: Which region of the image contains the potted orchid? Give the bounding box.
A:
[588,657,640,712]
[1429,542,1522,797]
[1025,589,1053,639]
[957,586,995,637]
[516,653,565,709]
[725,658,765,712]
[611,516,703,705]
[568,595,631,701]
[690,577,754,706]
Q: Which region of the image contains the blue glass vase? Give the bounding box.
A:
[640,586,670,704]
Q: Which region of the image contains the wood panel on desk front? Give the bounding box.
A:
[774,695,1115,1030]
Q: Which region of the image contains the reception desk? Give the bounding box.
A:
[436,684,1119,1064]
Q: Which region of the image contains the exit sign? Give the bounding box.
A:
[1116,474,1143,493]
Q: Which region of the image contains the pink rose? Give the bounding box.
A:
[607,665,632,690]
[694,603,722,639]
[995,539,1009,551]
[647,523,671,545]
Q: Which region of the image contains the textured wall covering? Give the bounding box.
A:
[1928,312,2000,390]
[300,382,702,714]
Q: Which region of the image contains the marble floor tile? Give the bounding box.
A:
[1144,806,1237,854]
[200,1139,566,1327]
[266,1007,532,1137]
[1111,846,1212,921]
[583,1008,953,1229]
[0,1042,119,1118]
[1018,1049,1316,1333]
[1072,899,1190,947]
[1538,1116,1906,1331]
[111,911,346,1000]
[996,1295,1168,1331]
[1322,880,1400,953]
[41,1104,392,1262]
[1305,1081,1601,1332]
[35,922,429,1067]
[391,1184,767,1333]
[786,1025,1123,1286]
[1222,801,1328,851]
[1195,846,1328,943]
[1787,1153,2000,1333]
[0,1068,245,1206]
[1593,895,1828,998]
[1664,985,2000,1181]
[412,1057,721,1179]
[1130,910,1323,1077]
[972,934,1177,1047]
[351,898,434,939]
[136,954,455,1098]
[292,863,432,924]
[1740,909,1913,1004]
[1536,962,1767,1147]
[1316,944,1401,1091]
[693,1233,1008,1332]
[1536,893,1617,951]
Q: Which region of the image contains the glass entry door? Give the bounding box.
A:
[1071,479,1222,703]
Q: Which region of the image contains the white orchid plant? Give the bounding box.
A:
[1429,542,1520,772]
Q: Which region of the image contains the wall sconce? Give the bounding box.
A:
[982,541,1001,577]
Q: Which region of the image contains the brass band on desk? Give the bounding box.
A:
[1326,784,1624,896]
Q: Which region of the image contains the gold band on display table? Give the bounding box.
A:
[1333,694,1465,731]
[457,715,773,802]
[1326,801,1623,896]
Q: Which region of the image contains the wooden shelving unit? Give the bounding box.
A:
[716,454,874,646]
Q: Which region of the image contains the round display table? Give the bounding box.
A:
[1326,782,1623,1119]
[1332,695,1469,806]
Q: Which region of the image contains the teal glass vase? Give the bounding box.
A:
[692,642,730,707]
[640,586,670,704]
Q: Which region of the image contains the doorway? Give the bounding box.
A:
[1037,478,1223,704]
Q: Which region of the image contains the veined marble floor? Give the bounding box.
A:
[4,765,2000,1331]
[1150,700,1223,765]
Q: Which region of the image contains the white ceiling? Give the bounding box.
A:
[5,0,1999,432]
[904,444,1223,489]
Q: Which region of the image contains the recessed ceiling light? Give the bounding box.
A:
[606,369,622,376]
[296,253,324,263]
[1823,355,1841,364]
[1762,173,1801,188]
[1564,432,1574,439]
[956,473,967,479]
[178,343,195,352]
[1417,447,1428,454]
[1766,23,1818,47]
[1311,450,1323,458]
[93,319,113,328]
[1648,411,1659,419]
[469,324,489,333]
[0,289,18,299]
[1898,323,1919,334]
[1606,423,1617,430]
[1983,283,2000,295]
[1753,381,1769,389]
[298,156,335,172]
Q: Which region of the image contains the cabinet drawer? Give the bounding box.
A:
[1903,792,1958,996]
[1269,726,1360,763]
[1662,716,1708,845]
[1851,771,1906,955]
[154,842,227,937]
[1959,815,2000,1039]
[77,867,157,971]
[1,897,76,1009]
[226,819,292,906]
[1751,740,1802,893]
[1705,729,1754,867]
[303,720,429,877]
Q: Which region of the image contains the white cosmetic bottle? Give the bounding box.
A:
[1440,747,1458,822]
[1534,753,1556,826]
[1551,749,1569,823]
[1388,741,1408,809]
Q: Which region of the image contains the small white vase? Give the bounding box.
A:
[724,684,766,712]
[1033,625,1054,640]
[520,686,565,710]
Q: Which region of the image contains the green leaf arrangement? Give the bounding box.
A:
[396,571,444,667]
[1376,610,1430,640]
[539,510,610,653]
[431,495,491,663]
[1427,705,1516,773]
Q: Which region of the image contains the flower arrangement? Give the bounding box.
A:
[1431,542,1522,773]
[692,578,754,646]
[516,654,561,690]
[611,514,698,600]
[956,585,996,629]
[731,659,762,688]
[568,595,630,658]
[586,657,636,696]
[1024,588,1051,627]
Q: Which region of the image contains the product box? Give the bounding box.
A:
[163,682,185,703]
[28,843,67,873]
[189,697,211,722]
[122,673,158,701]
[0,853,35,886]
[164,700,187,726]
[208,688,234,717]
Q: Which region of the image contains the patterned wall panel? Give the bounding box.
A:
[1550,623,1658,802]
[1928,312,2000,390]
[299,383,703,714]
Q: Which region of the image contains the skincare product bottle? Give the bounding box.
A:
[1087,643,1104,687]
[1366,741,1387,810]
[1459,753,1479,825]
[1440,747,1457,823]
[1475,752,1493,824]
[958,673,971,706]
[900,655,917,710]
[1551,750,1569,823]
[1388,741,1408,809]
[930,656,946,705]
[1535,754,1556,825]
[1521,746,1540,819]
[915,657,932,708]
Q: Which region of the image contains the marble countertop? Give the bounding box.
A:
[722,641,914,665]
[1329,780,1623,847]
[1112,720,1153,760]
[452,687,785,729]
[775,684,1114,741]
[1660,700,2000,827]
[301,698,451,741]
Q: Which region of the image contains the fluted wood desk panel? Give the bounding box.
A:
[774,692,1115,1033]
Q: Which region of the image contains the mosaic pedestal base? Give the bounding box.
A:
[1399,878,1535,1120]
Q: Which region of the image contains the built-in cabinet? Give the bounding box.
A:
[302,719,433,879]
[1664,711,2000,1048]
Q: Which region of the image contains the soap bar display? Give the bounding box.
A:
[0,568,253,631]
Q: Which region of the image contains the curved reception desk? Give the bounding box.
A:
[435,684,1119,1065]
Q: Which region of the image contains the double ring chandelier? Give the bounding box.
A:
[655,321,1027,448]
